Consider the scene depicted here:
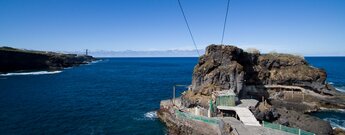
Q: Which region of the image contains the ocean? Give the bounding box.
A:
[306,57,345,130]
[0,57,344,134]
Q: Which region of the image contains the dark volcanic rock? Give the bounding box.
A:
[334,128,345,135]
[191,44,334,96]
[275,108,333,135]
[159,44,345,135]
[0,46,97,73]
[179,44,345,134]
[254,107,280,122]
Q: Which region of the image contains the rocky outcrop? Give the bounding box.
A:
[0,46,97,73]
[183,45,342,110]
[253,101,333,134]
[275,108,333,134]
[177,44,345,135]
[191,44,334,97]
[334,128,345,135]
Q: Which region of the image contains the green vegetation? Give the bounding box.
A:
[267,51,305,60]
[245,48,261,55]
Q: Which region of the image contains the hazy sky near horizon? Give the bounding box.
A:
[0,0,344,56]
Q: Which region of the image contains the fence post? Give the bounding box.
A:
[173,85,175,104]
[299,129,301,135]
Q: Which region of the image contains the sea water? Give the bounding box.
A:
[306,57,345,130]
[0,57,344,134]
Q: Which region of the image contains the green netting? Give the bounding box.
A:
[281,126,299,134]
[263,121,280,130]
[263,121,315,135]
[175,110,219,125]
[300,130,315,135]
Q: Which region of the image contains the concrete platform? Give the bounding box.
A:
[221,117,293,135]
[237,99,259,108]
[217,106,261,126]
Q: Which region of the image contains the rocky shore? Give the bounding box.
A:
[158,45,345,135]
[0,46,97,74]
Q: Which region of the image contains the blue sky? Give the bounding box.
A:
[0,0,344,56]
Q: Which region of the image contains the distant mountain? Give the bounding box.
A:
[64,49,205,57]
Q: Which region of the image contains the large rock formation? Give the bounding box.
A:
[176,44,345,134]
[0,46,97,73]
[191,44,333,96]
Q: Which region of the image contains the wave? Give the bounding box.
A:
[335,87,345,93]
[0,71,62,76]
[324,118,345,130]
[144,111,158,119]
[320,108,345,113]
[91,59,102,64]
[133,111,158,121]
[84,60,102,66]
[317,110,345,130]
[326,82,345,93]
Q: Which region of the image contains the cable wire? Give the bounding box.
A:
[177,0,200,56]
[221,0,230,45]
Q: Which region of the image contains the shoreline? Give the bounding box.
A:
[0,70,62,76]
[319,107,345,112]
[312,110,345,130]
[0,46,98,74]
[0,59,100,76]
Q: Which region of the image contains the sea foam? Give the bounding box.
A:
[133,111,158,121]
[0,71,62,76]
[336,87,345,93]
[144,111,158,119]
[324,118,345,130]
[91,59,102,64]
[85,60,102,66]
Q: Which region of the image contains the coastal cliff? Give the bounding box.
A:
[185,45,342,105]
[158,45,345,135]
[0,46,97,73]
[191,45,333,96]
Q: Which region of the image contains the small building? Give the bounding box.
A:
[213,90,236,107]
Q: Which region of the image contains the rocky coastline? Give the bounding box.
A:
[0,46,97,74]
[158,45,345,135]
